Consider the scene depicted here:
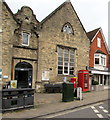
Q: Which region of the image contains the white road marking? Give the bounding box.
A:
[99,106,104,109]
[94,109,99,113]
[91,106,95,109]
[103,109,108,113]
[91,104,108,118]
[97,114,104,118]
[91,105,106,118]
[40,102,103,118]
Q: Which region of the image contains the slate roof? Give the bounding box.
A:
[87,27,100,42]
[95,50,106,55]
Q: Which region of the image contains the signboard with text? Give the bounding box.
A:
[42,71,49,81]
[11,80,17,88]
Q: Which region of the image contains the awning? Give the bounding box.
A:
[91,70,110,75]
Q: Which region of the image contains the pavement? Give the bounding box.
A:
[2,88,109,119]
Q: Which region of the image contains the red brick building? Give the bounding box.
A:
[87,27,110,86]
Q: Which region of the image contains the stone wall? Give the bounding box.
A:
[2,2,18,83]
[12,6,39,88]
[36,2,90,89]
[13,47,37,59]
[2,3,39,88]
[2,2,90,92]
[14,6,39,48]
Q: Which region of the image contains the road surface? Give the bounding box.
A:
[39,100,110,119]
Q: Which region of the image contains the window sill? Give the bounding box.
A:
[57,74,74,77]
[13,45,37,50]
[22,44,29,46]
[94,64,106,67]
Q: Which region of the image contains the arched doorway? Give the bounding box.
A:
[15,62,33,88]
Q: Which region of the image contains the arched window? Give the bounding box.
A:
[62,23,74,35]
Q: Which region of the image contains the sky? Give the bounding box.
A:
[4,0,109,47]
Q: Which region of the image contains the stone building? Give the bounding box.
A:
[2,2,39,89]
[1,1,90,92]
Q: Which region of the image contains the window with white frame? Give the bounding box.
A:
[58,47,74,75]
[95,58,100,64]
[101,55,106,66]
[94,53,106,66]
[22,32,30,46]
[97,37,101,48]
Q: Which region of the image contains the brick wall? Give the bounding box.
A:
[89,31,109,68]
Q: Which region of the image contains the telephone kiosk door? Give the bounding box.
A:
[78,70,90,92]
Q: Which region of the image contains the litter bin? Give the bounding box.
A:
[62,82,74,102]
[2,88,34,112]
[2,89,24,111]
[24,88,34,108]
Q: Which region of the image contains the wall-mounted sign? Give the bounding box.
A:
[3,76,9,79]
[0,69,2,80]
[11,80,17,88]
[42,71,49,81]
[63,77,67,83]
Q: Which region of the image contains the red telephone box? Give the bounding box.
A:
[78,70,90,92]
[70,77,77,88]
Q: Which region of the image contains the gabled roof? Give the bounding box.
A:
[87,27,100,42]
[15,6,39,24]
[87,27,109,54]
[40,1,87,34]
[3,1,18,23]
[3,1,39,24]
[40,2,66,25]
